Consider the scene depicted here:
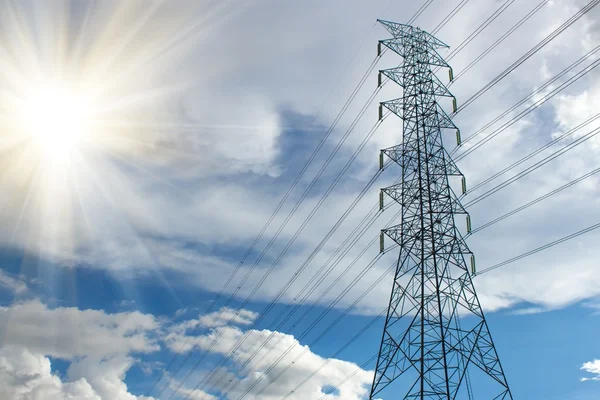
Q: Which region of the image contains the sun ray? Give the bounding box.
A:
[0,0,242,288]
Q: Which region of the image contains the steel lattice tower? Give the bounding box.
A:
[371,20,512,400]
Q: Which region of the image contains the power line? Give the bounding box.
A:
[282,308,388,400]
[152,55,385,398]
[463,125,600,208]
[222,213,403,398]
[194,193,392,398]
[250,14,600,400]
[195,194,401,397]
[431,0,471,35]
[150,46,384,396]
[455,56,600,163]
[206,178,406,397]
[242,257,398,400]
[444,0,516,64]
[210,3,544,386]
[164,2,600,396]
[407,0,436,25]
[225,3,600,396]
[470,166,600,234]
[477,221,600,275]
[456,0,600,113]
[219,5,596,394]
[467,111,600,194]
[174,112,391,399]
[452,0,551,82]
[455,42,600,151]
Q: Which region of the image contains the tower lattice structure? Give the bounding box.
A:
[371,20,512,400]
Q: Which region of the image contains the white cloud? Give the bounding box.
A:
[0,346,100,400]
[0,300,160,399]
[165,310,372,400]
[0,270,27,294]
[580,359,600,381]
[197,307,258,329]
[0,300,160,359]
[67,356,155,400]
[0,301,371,400]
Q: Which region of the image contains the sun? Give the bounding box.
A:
[17,81,96,164]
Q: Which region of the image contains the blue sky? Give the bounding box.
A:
[0,0,599,399]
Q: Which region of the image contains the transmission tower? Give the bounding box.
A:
[371,20,512,399]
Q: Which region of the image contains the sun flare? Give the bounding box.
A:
[17,82,95,164]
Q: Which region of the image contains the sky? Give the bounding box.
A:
[0,0,599,399]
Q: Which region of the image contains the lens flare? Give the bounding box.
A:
[18,82,95,164]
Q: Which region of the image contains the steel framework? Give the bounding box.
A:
[371,20,512,399]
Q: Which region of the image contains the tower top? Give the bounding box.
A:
[377,19,450,49]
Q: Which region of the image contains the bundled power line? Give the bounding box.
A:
[454,44,600,158]
[471,166,600,235]
[444,0,516,64]
[452,0,551,82]
[476,221,600,275]
[457,0,600,113]
[464,124,600,208]
[466,112,600,193]
[431,0,471,35]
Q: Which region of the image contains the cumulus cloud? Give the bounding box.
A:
[0,300,160,399]
[0,300,159,359]
[67,356,156,400]
[164,309,372,400]
[580,359,600,381]
[0,301,370,400]
[0,346,101,400]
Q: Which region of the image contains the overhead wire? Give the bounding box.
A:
[217,209,402,398]
[282,308,388,400]
[443,0,516,64]
[191,189,392,398]
[477,221,600,275]
[467,111,600,193]
[317,353,378,400]
[463,124,600,208]
[431,0,472,35]
[470,166,600,235]
[241,257,398,400]
[172,106,393,399]
[213,3,596,396]
[150,48,385,397]
[192,181,402,397]
[156,63,389,399]
[455,56,600,163]
[225,21,600,390]
[453,42,600,154]
[452,0,551,82]
[249,4,600,396]
[407,0,436,25]
[189,250,397,400]
[456,0,600,113]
